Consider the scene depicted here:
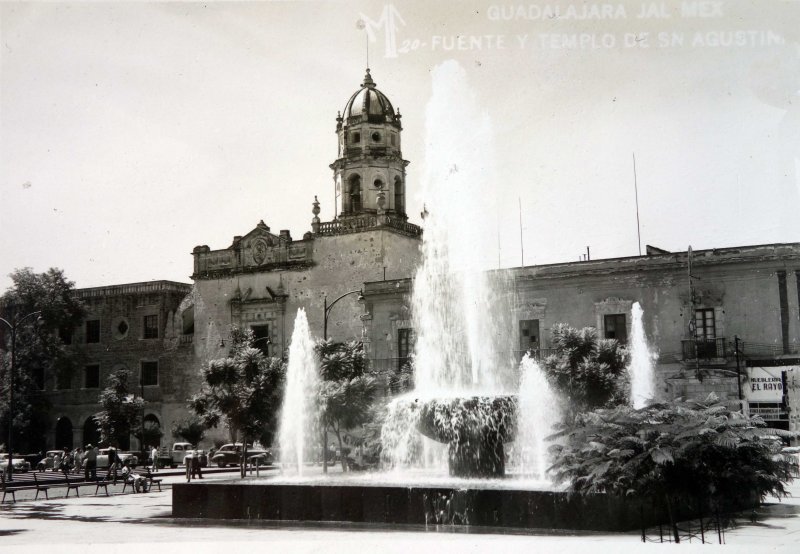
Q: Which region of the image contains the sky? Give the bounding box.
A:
[2,0,800,290]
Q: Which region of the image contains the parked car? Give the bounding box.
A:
[159,442,207,468]
[182,449,208,468]
[36,450,67,471]
[211,443,271,467]
[81,449,139,469]
[0,453,32,473]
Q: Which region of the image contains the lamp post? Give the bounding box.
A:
[321,289,363,473]
[323,289,364,340]
[0,310,42,481]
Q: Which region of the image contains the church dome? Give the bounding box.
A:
[342,69,399,125]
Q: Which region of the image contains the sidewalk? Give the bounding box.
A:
[1,472,798,553]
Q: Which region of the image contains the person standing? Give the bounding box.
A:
[151,446,159,472]
[84,444,98,481]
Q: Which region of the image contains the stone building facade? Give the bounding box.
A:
[45,281,196,451]
[363,243,800,435]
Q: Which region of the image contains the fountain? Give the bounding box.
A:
[173,63,678,531]
[277,308,319,474]
[628,302,656,409]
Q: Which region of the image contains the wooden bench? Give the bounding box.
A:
[32,472,105,498]
[1,471,38,503]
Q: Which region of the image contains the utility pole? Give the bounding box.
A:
[734,336,743,407]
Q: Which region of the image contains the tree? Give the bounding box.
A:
[0,268,86,453]
[541,324,630,423]
[548,395,796,542]
[95,369,143,449]
[171,417,207,446]
[316,339,379,471]
[189,327,284,477]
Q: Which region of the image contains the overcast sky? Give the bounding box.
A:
[2,0,799,290]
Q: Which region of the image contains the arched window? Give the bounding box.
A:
[349,175,362,213]
[394,176,405,215]
[142,414,163,449]
[83,416,100,448]
[56,417,74,450]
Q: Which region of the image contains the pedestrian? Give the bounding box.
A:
[106,447,120,484]
[151,445,159,472]
[192,449,203,480]
[72,447,83,474]
[84,444,98,481]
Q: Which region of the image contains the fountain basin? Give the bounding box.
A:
[172,477,691,531]
[410,395,517,478]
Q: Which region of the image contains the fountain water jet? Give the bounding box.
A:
[628,301,656,409]
[278,308,319,474]
[513,356,559,480]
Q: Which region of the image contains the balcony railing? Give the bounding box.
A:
[682,337,728,361]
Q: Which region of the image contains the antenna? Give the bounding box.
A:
[519,197,524,267]
[633,153,642,256]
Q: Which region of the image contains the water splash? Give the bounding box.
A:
[278,308,319,474]
[512,355,559,481]
[629,302,656,409]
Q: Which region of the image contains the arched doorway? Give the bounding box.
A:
[55,417,73,450]
[142,414,163,449]
[82,416,100,448]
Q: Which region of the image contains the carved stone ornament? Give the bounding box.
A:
[594,297,633,315]
[252,239,268,265]
[514,298,547,319]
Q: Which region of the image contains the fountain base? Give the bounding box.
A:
[172,479,694,531]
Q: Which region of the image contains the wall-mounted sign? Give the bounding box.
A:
[746,366,790,402]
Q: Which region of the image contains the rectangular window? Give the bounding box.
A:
[85,320,100,344]
[141,361,158,386]
[251,325,270,356]
[143,314,159,339]
[398,328,414,371]
[604,314,628,343]
[56,370,71,390]
[694,308,716,339]
[85,364,100,388]
[518,319,541,351]
[351,132,361,144]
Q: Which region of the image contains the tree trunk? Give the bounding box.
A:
[240,438,248,479]
[665,493,680,543]
[322,428,328,474]
[334,427,347,472]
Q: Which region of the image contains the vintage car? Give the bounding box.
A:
[0,453,32,473]
[211,443,271,467]
[81,449,139,469]
[181,448,209,468]
[36,450,68,471]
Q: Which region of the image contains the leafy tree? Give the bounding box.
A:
[0,268,86,453]
[316,339,378,471]
[548,394,796,542]
[95,369,144,449]
[541,324,630,423]
[189,327,284,477]
[171,417,207,446]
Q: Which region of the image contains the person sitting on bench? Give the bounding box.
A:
[121,464,149,493]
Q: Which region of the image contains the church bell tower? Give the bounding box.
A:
[330,69,409,220]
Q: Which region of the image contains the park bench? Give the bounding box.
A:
[1,471,38,503]
[32,472,102,498]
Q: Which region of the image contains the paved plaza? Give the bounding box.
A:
[1,469,799,553]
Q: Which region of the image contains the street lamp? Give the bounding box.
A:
[321,289,364,473]
[323,289,364,340]
[0,310,42,481]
